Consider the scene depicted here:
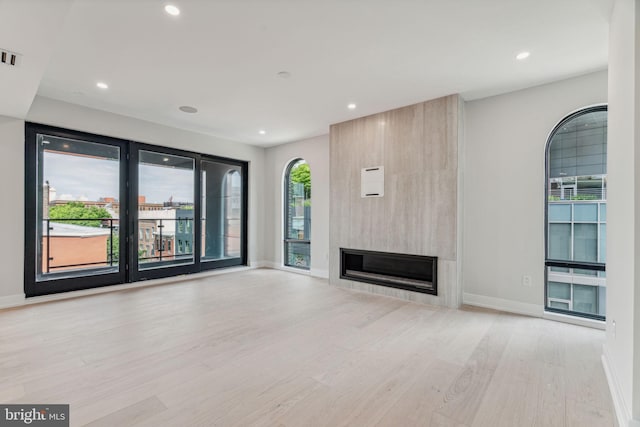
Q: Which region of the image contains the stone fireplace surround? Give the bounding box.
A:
[329,95,462,308]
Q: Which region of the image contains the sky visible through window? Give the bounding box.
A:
[138,163,193,204]
[44,152,194,203]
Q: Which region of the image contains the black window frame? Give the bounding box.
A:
[283,158,311,270]
[25,123,248,296]
[544,105,607,321]
[128,142,202,282]
[199,158,248,269]
[24,123,129,297]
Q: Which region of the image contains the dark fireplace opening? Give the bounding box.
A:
[340,248,437,295]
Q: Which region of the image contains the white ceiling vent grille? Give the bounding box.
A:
[0,48,21,67]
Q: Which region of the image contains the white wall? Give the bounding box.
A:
[0,96,266,302]
[463,70,608,315]
[603,0,639,425]
[263,134,329,278]
[0,116,26,303]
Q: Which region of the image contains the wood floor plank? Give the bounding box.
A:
[82,396,167,427]
[431,412,469,427]
[433,314,513,425]
[566,398,614,427]
[375,359,462,427]
[71,363,212,425]
[0,384,25,402]
[0,269,614,427]
[470,377,540,427]
[534,363,567,427]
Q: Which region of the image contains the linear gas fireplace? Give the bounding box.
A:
[340,248,437,295]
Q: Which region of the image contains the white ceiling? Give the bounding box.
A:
[2,0,613,147]
[0,0,75,119]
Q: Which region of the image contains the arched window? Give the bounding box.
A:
[545,106,607,320]
[284,159,311,269]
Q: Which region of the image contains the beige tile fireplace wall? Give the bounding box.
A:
[329,94,462,307]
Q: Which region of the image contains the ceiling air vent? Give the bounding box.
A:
[0,48,21,67]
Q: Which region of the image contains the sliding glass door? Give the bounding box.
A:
[25,124,248,296]
[25,124,127,296]
[132,148,198,281]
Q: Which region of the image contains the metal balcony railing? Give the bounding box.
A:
[137,217,194,264]
[548,187,606,201]
[43,218,118,273]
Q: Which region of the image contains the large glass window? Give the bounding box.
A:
[25,125,127,297]
[201,161,244,263]
[25,123,247,296]
[137,150,195,270]
[37,136,120,278]
[545,106,607,319]
[284,159,311,269]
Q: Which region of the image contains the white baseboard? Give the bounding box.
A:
[462,292,543,317]
[310,268,329,279]
[0,293,25,309]
[249,260,271,268]
[602,345,633,427]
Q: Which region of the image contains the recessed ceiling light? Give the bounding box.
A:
[179,106,198,113]
[516,51,530,60]
[163,157,170,162]
[96,82,109,89]
[347,103,357,110]
[165,4,180,16]
[258,130,266,135]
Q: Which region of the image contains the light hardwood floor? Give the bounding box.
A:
[0,269,615,426]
